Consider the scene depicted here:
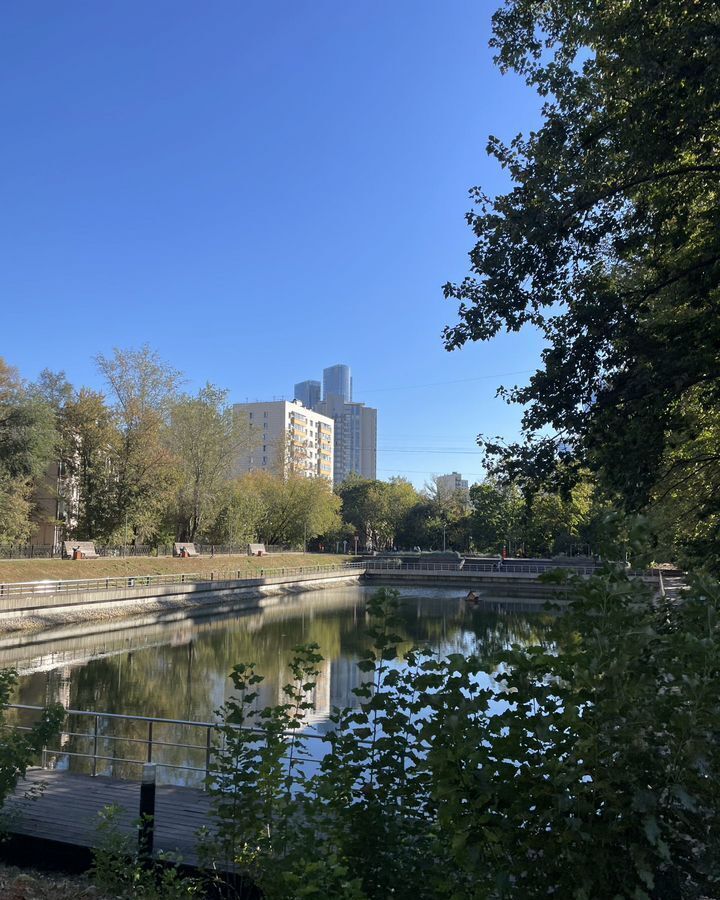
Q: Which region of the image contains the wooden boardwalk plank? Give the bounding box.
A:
[4,769,215,864]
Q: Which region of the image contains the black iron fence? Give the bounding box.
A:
[0,545,58,559]
[0,542,295,561]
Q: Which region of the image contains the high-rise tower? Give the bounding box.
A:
[292,363,377,484]
[294,380,321,409]
[322,364,352,404]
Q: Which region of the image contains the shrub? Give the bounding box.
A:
[202,576,720,899]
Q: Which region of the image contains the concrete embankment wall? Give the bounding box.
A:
[364,569,658,601]
[364,570,569,601]
[0,571,363,634]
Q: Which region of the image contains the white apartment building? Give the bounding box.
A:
[232,400,334,484]
[436,472,470,501]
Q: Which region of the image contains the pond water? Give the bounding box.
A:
[5,584,552,785]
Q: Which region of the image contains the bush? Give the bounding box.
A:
[200,576,719,899]
[0,669,64,810]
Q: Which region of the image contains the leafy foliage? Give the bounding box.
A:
[95,345,182,544]
[0,359,57,545]
[168,384,251,542]
[0,669,64,808]
[91,805,201,899]
[443,0,720,568]
[201,579,720,899]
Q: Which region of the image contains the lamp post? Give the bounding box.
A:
[443,524,447,552]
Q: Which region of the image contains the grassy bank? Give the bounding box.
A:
[0,553,352,584]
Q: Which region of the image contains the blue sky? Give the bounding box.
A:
[1,1,544,488]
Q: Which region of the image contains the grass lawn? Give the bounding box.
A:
[0,552,353,585]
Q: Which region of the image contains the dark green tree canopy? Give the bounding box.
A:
[444,0,720,513]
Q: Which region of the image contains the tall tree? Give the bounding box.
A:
[337,476,392,550]
[61,388,118,540]
[0,358,57,544]
[443,0,720,562]
[96,345,182,543]
[469,480,524,554]
[168,384,250,541]
[236,471,341,547]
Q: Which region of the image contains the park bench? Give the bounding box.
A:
[173,542,199,558]
[62,540,99,560]
[247,543,267,556]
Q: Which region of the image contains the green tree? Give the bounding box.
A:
[61,388,119,541]
[443,0,720,565]
[168,384,250,541]
[0,669,64,805]
[337,476,391,550]
[96,345,182,544]
[205,476,266,546]
[236,470,341,547]
[0,358,57,545]
[469,480,523,554]
[648,387,720,570]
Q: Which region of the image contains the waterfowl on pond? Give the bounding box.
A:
[464,590,480,604]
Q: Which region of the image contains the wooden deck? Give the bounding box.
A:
[5,769,214,864]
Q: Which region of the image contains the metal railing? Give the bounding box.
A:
[365,561,599,575]
[0,560,659,605]
[0,544,58,560]
[6,704,327,789]
[0,562,367,605]
[365,561,653,578]
[0,543,303,561]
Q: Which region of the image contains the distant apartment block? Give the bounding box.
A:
[436,472,470,501]
[232,400,334,483]
[30,459,79,549]
[293,363,377,484]
[316,393,377,483]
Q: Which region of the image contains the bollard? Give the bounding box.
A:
[138,763,156,860]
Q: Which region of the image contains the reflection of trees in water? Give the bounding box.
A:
[11,586,553,784]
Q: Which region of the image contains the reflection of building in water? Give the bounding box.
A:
[223,654,373,732]
[300,657,331,727]
[243,658,333,728]
[330,656,373,712]
[54,666,73,712]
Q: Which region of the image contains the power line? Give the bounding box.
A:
[378,449,482,454]
[377,469,485,478]
[359,369,534,393]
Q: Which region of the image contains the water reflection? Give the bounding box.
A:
[4,585,554,785]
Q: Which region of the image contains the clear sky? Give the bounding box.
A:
[1,1,544,488]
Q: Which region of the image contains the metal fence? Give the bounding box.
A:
[5,704,327,789]
[0,543,297,561]
[365,561,602,575]
[0,562,367,604]
[0,545,58,560]
[0,560,659,605]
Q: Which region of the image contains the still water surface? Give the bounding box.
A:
[5,585,551,784]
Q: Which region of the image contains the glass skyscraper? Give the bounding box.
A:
[322,364,352,403]
[292,363,377,484]
[294,379,321,409]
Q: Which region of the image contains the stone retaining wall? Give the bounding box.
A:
[0,572,363,634]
